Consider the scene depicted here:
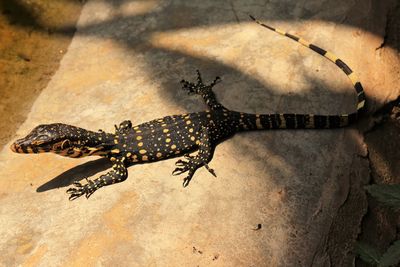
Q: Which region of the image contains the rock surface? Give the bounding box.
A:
[0,0,399,266]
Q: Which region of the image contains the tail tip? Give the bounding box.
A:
[249,14,256,21]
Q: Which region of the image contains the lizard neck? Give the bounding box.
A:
[52,124,116,158]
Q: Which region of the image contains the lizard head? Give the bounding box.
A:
[10,123,79,154]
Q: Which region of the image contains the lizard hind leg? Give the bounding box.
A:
[180,70,225,110]
[172,127,216,187]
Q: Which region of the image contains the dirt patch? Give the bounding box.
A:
[0,0,83,149]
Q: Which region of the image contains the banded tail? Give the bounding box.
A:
[245,15,365,129]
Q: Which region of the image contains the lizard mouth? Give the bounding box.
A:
[10,142,35,153]
[10,141,38,153]
[10,138,48,154]
[10,143,19,153]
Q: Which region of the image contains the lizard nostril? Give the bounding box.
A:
[10,143,25,153]
[10,143,18,152]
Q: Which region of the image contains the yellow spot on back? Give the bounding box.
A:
[142,155,148,161]
[139,149,147,154]
[171,144,176,150]
[111,149,120,154]
[189,128,194,133]
[186,120,191,125]
[190,136,195,141]
[195,140,200,145]
[127,152,132,157]
[136,136,142,140]
[166,138,171,143]
[163,129,169,133]
[138,142,143,147]
[156,152,162,158]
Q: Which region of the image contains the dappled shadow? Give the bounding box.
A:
[0,0,40,28]
[2,0,398,151]
[4,0,398,264]
[2,0,398,51]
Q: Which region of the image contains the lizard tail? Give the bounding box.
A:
[243,15,366,129]
[237,112,358,130]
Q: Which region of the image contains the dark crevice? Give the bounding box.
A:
[375,10,390,51]
[376,0,400,52]
[229,1,240,24]
[356,95,400,266]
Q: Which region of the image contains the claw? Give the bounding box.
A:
[172,168,182,175]
[210,76,221,87]
[204,164,217,177]
[72,181,83,187]
[67,187,85,201]
[67,180,94,200]
[182,176,192,187]
[85,191,93,199]
[184,154,194,160]
[69,194,81,201]
[196,69,202,83]
[172,167,188,176]
[175,159,188,166]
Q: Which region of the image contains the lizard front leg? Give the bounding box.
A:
[172,126,216,187]
[114,120,132,134]
[181,70,225,111]
[66,158,127,200]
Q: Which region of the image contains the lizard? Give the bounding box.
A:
[10,16,366,200]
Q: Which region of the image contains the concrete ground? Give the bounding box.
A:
[0,0,399,266]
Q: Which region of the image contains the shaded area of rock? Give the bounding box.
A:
[0,0,399,266]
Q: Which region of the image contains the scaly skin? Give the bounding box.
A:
[10,17,366,200]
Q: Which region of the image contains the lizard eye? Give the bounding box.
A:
[61,139,71,150]
[31,135,48,146]
[31,140,45,146]
[52,140,71,151]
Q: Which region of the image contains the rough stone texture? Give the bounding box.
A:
[0,0,399,266]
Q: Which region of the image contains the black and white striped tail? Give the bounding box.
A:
[239,112,358,130]
[248,15,366,129]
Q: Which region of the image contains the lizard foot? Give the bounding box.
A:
[180,70,220,95]
[66,180,96,201]
[114,120,132,134]
[172,156,216,187]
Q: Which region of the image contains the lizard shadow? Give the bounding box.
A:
[36,158,112,192]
